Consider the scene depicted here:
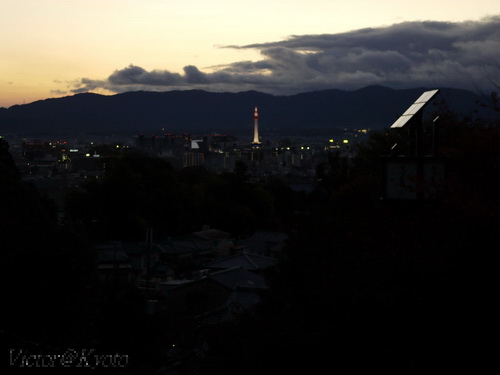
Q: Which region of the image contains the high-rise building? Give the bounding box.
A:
[252,106,261,145]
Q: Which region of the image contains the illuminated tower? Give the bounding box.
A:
[252,106,261,145]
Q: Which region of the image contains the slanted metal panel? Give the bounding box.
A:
[390,89,439,128]
[403,102,426,116]
[416,89,439,104]
[391,115,412,128]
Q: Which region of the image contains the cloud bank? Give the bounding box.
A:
[70,16,500,95]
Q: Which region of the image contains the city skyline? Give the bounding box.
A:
[1,1,499,108]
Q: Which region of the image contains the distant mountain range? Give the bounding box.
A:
[0,86,486,136]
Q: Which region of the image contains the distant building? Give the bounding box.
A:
[96,242,134,286]
[206,251,277,272]
[158,266,269,325]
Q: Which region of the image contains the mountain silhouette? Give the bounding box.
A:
[0,86,485,135]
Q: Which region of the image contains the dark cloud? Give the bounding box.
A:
[50,89,67,96]
[183,65,209,84]
[71,16,500,95]
[108,65,183,86]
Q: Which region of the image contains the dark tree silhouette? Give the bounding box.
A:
[1,139,97,351]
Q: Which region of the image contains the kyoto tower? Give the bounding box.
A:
[252,106,261,145]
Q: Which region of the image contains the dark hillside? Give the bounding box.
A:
[0,86,488,135]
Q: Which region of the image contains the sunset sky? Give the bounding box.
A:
[1,0,499,108]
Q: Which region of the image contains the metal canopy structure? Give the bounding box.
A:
[391,89,439,128]
[383,88,444,201]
